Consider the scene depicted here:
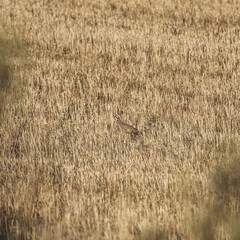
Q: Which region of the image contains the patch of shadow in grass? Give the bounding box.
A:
[0,27,27,116]
[213,138,240,203]
[134,226,168,240]
[192,137,240,240]
[0,26,28,239]
[192,204,226,240]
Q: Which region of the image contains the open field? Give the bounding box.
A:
[0,0,240,239]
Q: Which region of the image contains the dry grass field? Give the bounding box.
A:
[0,0,240,239]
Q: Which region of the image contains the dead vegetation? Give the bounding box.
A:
[0,0,239,239]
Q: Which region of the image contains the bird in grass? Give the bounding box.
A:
[114,115,140,137]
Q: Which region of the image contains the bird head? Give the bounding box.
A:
[114,115,121,121]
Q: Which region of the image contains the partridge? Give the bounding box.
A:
[114,115,140,136]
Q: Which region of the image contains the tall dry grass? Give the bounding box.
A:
[0,0,239,239]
